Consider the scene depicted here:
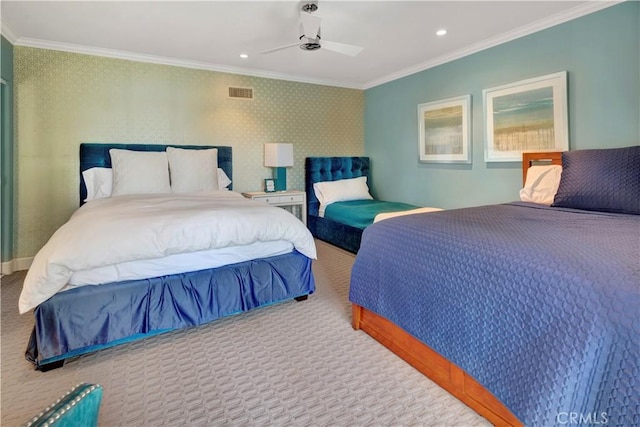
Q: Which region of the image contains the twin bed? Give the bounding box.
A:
[349,147,639,426]
[22,143,316,371]
[305,156,422,253]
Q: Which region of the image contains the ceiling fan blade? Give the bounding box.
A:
[300,12,321,38]
[259,42,300,55]
[321,40,363,56]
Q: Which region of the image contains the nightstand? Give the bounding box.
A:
[242,190,307,226]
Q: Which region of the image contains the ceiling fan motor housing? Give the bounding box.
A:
[299,24,321,51]
[300,1,318,13]
[300,39,321,51]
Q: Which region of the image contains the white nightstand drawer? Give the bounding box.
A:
[278,194,304,203]
[256,196,279,204]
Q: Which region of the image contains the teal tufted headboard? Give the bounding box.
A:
[305,157,370,217]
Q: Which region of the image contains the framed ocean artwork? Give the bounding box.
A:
[483,71,568,162]
[418,94,471,164]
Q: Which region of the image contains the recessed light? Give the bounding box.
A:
[240,54,249,59]
[436,29,447,36]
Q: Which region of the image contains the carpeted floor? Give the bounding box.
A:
[1,240,489,426]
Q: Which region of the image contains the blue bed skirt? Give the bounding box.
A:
[26,250,315,369]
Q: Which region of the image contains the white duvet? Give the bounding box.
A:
[19,191,317,314]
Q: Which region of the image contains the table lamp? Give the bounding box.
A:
[264,143,293,191]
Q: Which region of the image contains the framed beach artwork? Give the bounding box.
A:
[418,95,471,164]
[483,71,568,162]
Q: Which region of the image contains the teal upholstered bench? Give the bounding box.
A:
[25,383,103,427]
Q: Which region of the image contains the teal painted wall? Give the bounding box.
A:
[1,35,14,263]
[364,2,640,209]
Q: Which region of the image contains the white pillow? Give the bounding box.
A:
[217,168,232,190]
[519,165,563,205]
[110,149,171,196]
[167,147,219,193]
[82,166,230,201]
[313,176,373,217]
[82,167,113,202]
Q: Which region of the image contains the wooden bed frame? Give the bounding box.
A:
[352,151,564,427]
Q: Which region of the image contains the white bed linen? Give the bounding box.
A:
[66,240,294,289]
[19,191,316,313]
[373,207,443,223]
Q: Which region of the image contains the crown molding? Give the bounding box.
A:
[1,20,18,44]
[13,37,364,90]
[3,0,622,91]
[362,0,623,89]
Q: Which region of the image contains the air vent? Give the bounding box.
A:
[228,86,254,100]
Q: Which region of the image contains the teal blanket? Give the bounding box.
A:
[324,200,419,229]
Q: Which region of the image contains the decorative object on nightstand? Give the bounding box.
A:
[242,190,307,226]
[264,143,293,192]
[264,178,276,192]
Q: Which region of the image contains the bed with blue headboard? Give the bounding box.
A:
[305,157,419,253]
[23,143,316,371]
[79,143,233,204]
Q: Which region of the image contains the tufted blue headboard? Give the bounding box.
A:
[79,143,232,206]
[305,157,370,217]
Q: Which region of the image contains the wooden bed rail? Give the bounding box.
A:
[352,304,522,427]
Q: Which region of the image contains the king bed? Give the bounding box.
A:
[350,147,639,426]
[22,143,316,371]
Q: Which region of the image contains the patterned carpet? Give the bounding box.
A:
[1,240,489,426]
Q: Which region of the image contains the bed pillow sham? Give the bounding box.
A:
[551,146,640,214]
[217,167,232,190]
[313,176,373,212]
[83,167,232,201]
[519,165,562,205]
[167,147,219,193]
[110,149,171,196]
[82,167,113,202]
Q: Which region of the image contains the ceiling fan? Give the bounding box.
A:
[260,1,363,56]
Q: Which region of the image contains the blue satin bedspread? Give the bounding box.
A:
[349,202,639,426]
[324,200,419,229]
[27,250,314,367]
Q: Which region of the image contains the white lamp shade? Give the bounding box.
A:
[264,143,294,167]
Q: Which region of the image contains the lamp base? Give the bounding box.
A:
[273,167,287,191]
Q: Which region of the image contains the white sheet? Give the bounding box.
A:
[19,191,317,313]
[66,240,294,289]
[373,207,443,223]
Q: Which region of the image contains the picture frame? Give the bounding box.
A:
[264,178,276,193]
[418,95,471,164]
[483,71,568,162]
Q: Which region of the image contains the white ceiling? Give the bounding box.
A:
[0,1,619,89]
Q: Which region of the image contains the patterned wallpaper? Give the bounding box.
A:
[14,47,364,257]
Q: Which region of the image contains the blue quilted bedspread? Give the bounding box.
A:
[350,202,639,426]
